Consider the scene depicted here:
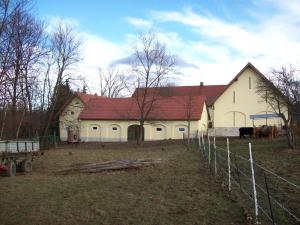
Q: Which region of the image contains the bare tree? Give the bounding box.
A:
[256,65,300,149]
[42,23,81,142]
[0,0,45,139]
[0,1,83,141]
[0,0,24,139]
[184,93,195,146]
[130,32,176,145]
[99,66,128,97]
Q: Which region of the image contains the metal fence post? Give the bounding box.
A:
[198,131,201,151]
[214,136,217,177]
[227,138,231,191]
[263,172,276,225]
[234,153,242,189]
[208,135,211,166]
[201,133,205,153]
[249,143,259,223]
[54,131,57,149]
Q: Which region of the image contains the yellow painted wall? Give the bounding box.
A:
[150,124,167,140]
[79,119,204,142]
[87,124,101,141]
[198,102,208,133]
[59,97,84,141]
[213,67,287,132]
[108,124,122,141]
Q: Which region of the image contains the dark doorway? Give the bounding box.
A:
[67,126,80,143]
[127,125,144,141]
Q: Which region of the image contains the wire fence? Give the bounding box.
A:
[183,132,300,225]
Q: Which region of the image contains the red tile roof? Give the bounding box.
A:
[57,92,107,116]
[132,85,227,106]
[79,96,206,121]
[75,92,106,104]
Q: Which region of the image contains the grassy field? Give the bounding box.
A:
[215,137,300,183]
[212,137,300,225]
[0,144,246,225]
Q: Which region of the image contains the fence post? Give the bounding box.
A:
[249,143,259,223]
[201,133,205,153]
[54,131,57,149]
[198,131,201,150]
[263,172,276,225]
[208,135,211,166]
[234,154,242,189]
[214,136,217,177]
[227,138,231,191]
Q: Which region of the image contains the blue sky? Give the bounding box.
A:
[36,0,300,92]
[37,0,260,42]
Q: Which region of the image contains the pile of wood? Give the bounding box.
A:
[57,159,162,175]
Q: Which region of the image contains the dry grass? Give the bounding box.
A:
[216,137,300,183]
[0,144,246,225]
[214,137,300,224]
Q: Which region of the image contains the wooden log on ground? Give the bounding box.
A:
[57,159,162,175]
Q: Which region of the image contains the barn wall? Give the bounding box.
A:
[198,102,208,134]
[79,120,202,142]
[212,67,287,136]
[59,97,84,141]
[208,127,240,137]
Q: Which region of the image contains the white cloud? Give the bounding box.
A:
[78,33,128,91]
[45,16,80,33]
[126,17,152,29]
[149,2,300,84]
[45,1,300,92]
[45,16,128,93]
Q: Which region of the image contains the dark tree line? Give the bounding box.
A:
[0,0,81,140]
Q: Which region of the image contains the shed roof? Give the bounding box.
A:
[79,95,206,121]
[75,92,106,104]
[132,85,227,106]
[57,92,106,116]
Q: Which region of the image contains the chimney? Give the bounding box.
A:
[200,82,204,86]
[94,93,98,96]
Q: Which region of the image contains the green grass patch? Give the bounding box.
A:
[0,144,246,225]
[210,137,300,225]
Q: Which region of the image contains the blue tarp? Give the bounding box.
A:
[249,113,280,120]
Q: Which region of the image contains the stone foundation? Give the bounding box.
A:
[208,127,240,137]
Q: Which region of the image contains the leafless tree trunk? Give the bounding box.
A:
[185,94,193,146]
[42,23,81,144]
[183,89,201,147]
[40,57,53,112]
[0,0,45,139]
[130,32,176,145]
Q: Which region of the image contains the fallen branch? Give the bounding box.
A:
[57,159,162,175]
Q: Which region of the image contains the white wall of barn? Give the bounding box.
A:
[59,97,85,141]
[211,67,287,136]
[77,119,205,142]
